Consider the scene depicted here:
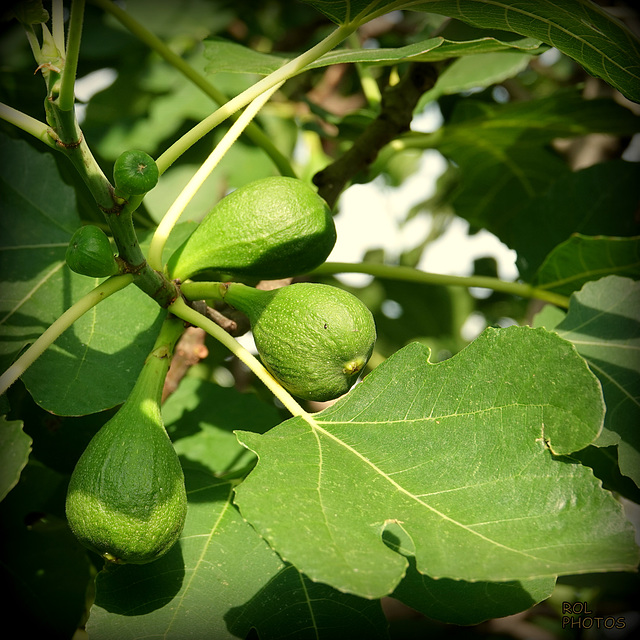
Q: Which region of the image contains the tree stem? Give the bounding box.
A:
[313,62,438,208]
[312,262,571,308]
[0,275,134,396]
[179,281,226,302]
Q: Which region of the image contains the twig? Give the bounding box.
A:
[313,62,438,208]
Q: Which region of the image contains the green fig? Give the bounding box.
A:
[65,225,119,278]
[65,327,187,564]
[113,149,159,197]
[221,282,376,402]
[166,176,336,281]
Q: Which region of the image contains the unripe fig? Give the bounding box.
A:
[66,339,187,564]
[113,149,159,197]
[221,282,376,402]
[167,177,336,281]
[65,225,119,278]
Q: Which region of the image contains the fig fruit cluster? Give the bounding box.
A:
[169,176,377,403]
[66,174,375,565]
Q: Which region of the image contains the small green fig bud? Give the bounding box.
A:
[66,225,119,278]
[221,282,376,402]
[113,149,159,197]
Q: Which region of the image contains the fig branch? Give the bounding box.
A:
[312,262,571,308]
[312,62,439,208]
[0,274,134,396]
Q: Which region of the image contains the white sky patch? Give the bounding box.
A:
[328,151,517,286]
[417,217,518,281]
[74,68,118,123]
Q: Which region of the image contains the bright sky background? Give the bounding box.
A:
[328,103,519,287]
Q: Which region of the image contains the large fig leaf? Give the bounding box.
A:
[234,326,638,599]
[164,377,283,474]
[0,416,31,502]
[0,461,94,637]
[88,468,389,639]
[203,25,544,76]
[550,277,640,489]
[299,0,640,102]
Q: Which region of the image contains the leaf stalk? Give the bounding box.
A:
[0,102,57,148]
[312,262,571,308]
[148,81,284,272]
[58,0,85,112]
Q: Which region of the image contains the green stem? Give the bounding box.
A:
[0,274,134,396]
[156,22,357,174]
[179,281,226,302]
[0,102,58,148]
[91,0,295,178]
[145,312,185,376]
[168,297,308,418]
[148,81,284,272]
[59,0,85,112]
[312,262,571,308]
[51,0,65,55]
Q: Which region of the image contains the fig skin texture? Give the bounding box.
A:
[167,176,336,281]
[222,282,376,402]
